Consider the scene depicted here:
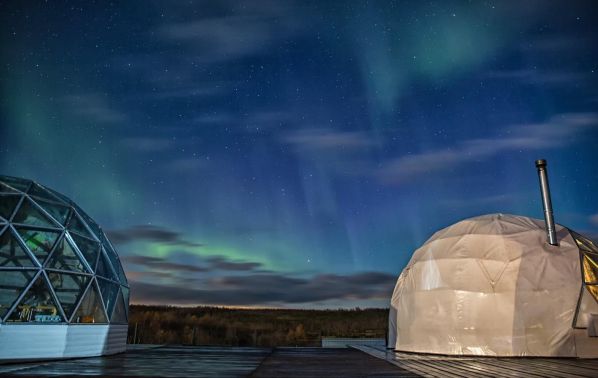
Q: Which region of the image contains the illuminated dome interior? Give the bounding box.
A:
[0,175,128,326]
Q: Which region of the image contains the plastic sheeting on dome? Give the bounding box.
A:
[0,175,129,360]
[388,214,598,357]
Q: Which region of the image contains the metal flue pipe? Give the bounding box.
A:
[535,159,558,246]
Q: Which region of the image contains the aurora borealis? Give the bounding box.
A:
[1,1,597,308]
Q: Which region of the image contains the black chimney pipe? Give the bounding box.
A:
[535,159,558,246]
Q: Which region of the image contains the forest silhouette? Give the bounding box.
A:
[128,305,388,347]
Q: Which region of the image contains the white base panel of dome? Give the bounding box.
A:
[0,323,127,361]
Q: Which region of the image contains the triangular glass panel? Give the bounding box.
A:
[103,240,128,285]
[12,197,60,228]
[96,249,118,281]
[47,272,91,319]
[573,232,598,253]
[72,280,107,323]
[73,204,101,240]
[6,274,64,323]
[67,211,93,239]
[46,236,89,273]
[0,228,36,267]
[16,228,60,264]
[0,270,36,319]
[587,285,598,303]
[121,285,130,317]
[583,254,598,284]
[27,183,67,205]
[0,182,19,194]
[45,187,73,206]
[0,176,31,192]
[34,199,71,226]
[80,211,102,240]
[69,233,100,271]
[0,194,22,220]
[111,289,127,323]
[97,277,120,319]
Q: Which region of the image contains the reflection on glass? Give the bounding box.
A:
[587,285,598,303]
[0,229,35,267]
[48,272,91,319]
[97,278,119,318]
[74,205,101,240]
[0,270,35,319]
[111,290,127,323]
[103,239,128,285]
[6,274,63,323]
[1,177,30,192]
[583,254,598,284]
[36,200,70,225]
[0,182,19,193]
[575,233,598,252]
[27,183,66,205]
[67,212,93,238]
[70,233,100,270]
[72,281,107,323]
[16,228,60,264]
[12,198,57,227]
[0,195,21,220]
[46,237,88,273]
[96,250,118,281]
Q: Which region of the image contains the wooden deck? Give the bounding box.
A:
[355,345,598,378]
[250,347,418,377]
[1,344,598,377]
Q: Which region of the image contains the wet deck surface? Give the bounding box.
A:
[2,344,598,377]
[0,346,269,378]
[250,347,418,377]
[355,345,598,378]
[0,345,413,377]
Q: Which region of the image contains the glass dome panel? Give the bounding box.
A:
[6,274,64,323]
[0,228,36,267]
[72,280,107,323]
[0,270,36,319]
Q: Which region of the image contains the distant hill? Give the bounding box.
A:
[127,305,389,347]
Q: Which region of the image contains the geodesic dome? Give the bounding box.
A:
[0,175,129,360]
[388,214,598,357]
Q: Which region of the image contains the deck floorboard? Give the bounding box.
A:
[354,345,598,378]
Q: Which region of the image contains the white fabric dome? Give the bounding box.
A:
[388,214,598,357]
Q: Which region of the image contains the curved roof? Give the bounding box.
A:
[388,213,598,357]
[0,175,128,324]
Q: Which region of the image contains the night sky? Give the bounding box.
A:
[1,1,597,308]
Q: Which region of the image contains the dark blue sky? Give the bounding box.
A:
[1,1,597,308]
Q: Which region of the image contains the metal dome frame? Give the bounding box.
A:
[0,175,129,326]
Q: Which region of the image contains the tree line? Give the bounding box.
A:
[127,305,389,347]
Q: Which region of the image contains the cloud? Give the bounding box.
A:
[206,256,262,271]
[124,255,208,273]
[62,94,126,123]
[123,252,263,275]
[129,271,396,306]
[282,128,379,176]
[283,129,379,153]
[157,2,304,63]
[376,112,598,184]
[106,225,203,247]
[486,69,588,86]
[590,214,598,227]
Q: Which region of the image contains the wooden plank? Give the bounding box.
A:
[355,345,598,378]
